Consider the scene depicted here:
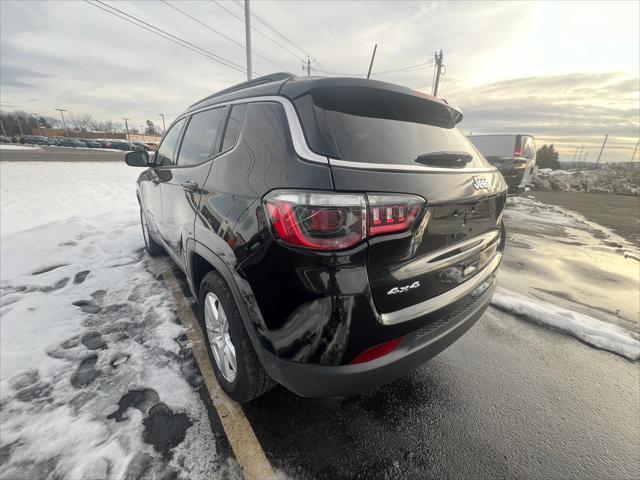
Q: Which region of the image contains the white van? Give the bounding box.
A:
[467,134,536,194]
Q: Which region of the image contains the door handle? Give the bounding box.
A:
[180,181,199,193]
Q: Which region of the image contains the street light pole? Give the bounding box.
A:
[159,113,166,133]
[244,0,252,81]
[122,117,131,146]
[56,108,69,137]
[33,113,42,135]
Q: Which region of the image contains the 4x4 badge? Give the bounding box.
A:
[387,281,420,295]
[472,176,491,191]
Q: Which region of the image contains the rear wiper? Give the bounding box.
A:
[414,151,473,168]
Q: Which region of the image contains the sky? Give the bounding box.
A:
[1,0,638,162]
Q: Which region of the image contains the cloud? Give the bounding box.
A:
[0,65,48,88]
[448,72,639,162]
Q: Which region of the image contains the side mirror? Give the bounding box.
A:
[125,150,149,167]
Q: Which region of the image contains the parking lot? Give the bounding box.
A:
[0,151,638,479]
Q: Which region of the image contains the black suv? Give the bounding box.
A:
[126,74,507,403]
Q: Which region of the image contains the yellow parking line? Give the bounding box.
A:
[162,267,277,480]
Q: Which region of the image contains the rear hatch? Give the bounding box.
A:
[292,84,507,316]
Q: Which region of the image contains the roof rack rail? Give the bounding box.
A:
[189,72,295,108]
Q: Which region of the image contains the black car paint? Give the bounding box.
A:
[133,75,507,396]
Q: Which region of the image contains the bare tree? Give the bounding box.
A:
[69,113,93,132]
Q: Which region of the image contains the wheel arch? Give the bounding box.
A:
[186,240,276,357]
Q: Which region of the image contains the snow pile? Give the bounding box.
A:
[531,164,640,195]
[0,162,237,479]
[492,288,640,361]
[0,144,40,151]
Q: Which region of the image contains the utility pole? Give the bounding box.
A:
[159,113,166,133]
[594,134,608,169]
[0,120,6,137]
[122,117,131,145]
[366,44,378,79]
[33,113,42,135]
[577,145,584,170]
[432,50,444,97]
[17,117,23,135]
[56,108,68,137]
[572,146,579,163]
[630,139,639,163]
[244,0,252,81]
[302,56,316,76]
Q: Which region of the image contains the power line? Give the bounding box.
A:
[161,0,286,71]
[314,60,434,77]
[96,0,250,72]
[85,1,250,74]
[210,0,304,63]
[232,0,310,58]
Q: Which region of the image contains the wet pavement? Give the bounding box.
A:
[244,307,639,479]
[499,196,639,333]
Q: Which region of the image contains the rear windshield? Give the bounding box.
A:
[295,89,490,168]
[324,110,489,167]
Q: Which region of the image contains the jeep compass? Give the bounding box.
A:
[125,73,507,403]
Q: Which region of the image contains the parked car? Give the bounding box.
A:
[82,139,102,148]
[0,136,12,143]
[23,135,49,145]
[132,142,150,151]
[467,134,536,195]
[98,140,114,148]
[110,141,131,151]
[145,142,158,151]
[125,73,507,403]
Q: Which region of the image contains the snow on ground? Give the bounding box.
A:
[492,288,640,361]
[0,144,40,151]
[46,145,124,153]
[0,162,138,237]
[0,162,238,479]
[532,163,640,196]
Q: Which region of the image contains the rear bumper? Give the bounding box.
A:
[259,276,496,398]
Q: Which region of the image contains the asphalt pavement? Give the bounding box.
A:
[244,307,639,479]
[0,145,126,162]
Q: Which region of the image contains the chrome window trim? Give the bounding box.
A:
[379,251,502,325]
[329,158,497,174]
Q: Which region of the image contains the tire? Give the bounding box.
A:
[140,208,165,256]
[199,270,274,403]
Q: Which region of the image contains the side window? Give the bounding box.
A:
[220,104,246,153]
[156,118,186,166]
[178,107,225,166]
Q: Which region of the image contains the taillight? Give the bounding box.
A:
[263,191,367,250]
[367,194,424,236]
[263,190,425,251]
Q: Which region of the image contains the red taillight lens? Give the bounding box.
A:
[367,194,424,236]
[350,337,403,364]
[263,191,367,250]
[264,191,425,251]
